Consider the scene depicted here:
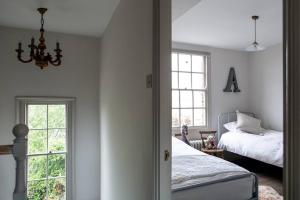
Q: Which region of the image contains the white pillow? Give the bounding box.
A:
[223,121,238,132]
[236,111,264,135]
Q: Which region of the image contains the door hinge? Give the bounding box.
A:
[164,150,170,161]
[146,74,153,88]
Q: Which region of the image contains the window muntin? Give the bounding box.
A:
[172,51,209,128]
[26,103,67,200]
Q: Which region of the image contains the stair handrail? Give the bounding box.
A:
[0,124,29,200]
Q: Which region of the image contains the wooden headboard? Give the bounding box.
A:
[217,112,255,142]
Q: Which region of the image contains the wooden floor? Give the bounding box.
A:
[225,154,283,195]
[256,171,283,195]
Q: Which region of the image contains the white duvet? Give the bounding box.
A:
[172,137,250,190]
[218,130,283,167]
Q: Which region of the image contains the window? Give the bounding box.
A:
[172,51,209,128]
[16,97,75,200]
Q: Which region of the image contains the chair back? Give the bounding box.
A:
[181,125,191,146]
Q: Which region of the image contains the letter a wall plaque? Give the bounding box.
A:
[223,67,241,92]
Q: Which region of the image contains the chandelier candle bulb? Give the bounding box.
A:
[15,8,62,69]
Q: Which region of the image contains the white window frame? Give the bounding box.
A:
[172,49,211,131]
[15,97,76,200]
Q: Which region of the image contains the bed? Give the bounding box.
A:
[172,137,258,200]
[217,112,283,168]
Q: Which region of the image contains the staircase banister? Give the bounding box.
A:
[12,124,28,200]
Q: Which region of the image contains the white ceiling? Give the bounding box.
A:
[0,0,120,37]
[172,0,283,51]
[0,0,282,48]
[172,0,202,21]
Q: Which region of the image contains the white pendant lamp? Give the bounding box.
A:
[246,15,266,52]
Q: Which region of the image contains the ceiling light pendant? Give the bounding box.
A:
[246,15,265,52]
[16,8,62,69]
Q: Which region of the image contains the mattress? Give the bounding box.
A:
[172,137,257,200]
[217,130,283,167]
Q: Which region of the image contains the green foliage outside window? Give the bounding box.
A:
[27,104,67,200]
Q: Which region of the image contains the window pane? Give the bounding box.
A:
[192,73,205,89]
[172,72,178,89]
[194,91,206,108]
[179,54,191,72]
[181,109,193,126]
[48,154,66,178]
[194,109,206,126]
[27,180,47,200]
[172,91,179,108]
[180,91,192,108]
[48,105,66,129]
[192,55,205,72]
[28,105,47,129]
[179,72,191,89]
[172,109,180,127]
[28,130,47,155]
[28,156,47,181]
[172,53,178,71]
[48,178,66,200]
[49,129,66,153]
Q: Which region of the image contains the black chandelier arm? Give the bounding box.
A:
[18,57,33,63]
[17,55,33,63]
[48,53,62,66]
[16,50,33,63]
[48,44,63,66]
[16,42,35,63]
[49,58,61,66]
[50,59,61,67]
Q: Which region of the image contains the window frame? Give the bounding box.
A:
[16,97,76,200]
[172,49,211,130]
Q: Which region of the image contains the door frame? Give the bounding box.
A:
[284,0,300,199]
[152,0,172,199]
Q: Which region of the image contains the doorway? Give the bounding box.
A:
[153,0,295,199]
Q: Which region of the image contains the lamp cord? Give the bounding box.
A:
[254,18,257,43]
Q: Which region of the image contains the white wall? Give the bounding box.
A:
[172,42,251,133]
[99,0,153,199]
[248,44,283,131]
[0,26,100,200]
[172,42,283,135]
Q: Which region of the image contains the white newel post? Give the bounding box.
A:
[12,124,29,200]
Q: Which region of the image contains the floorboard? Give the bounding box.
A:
[224,153,283,195]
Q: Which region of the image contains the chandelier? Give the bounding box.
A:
[246,15,265,52]
[16,8,62,69]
